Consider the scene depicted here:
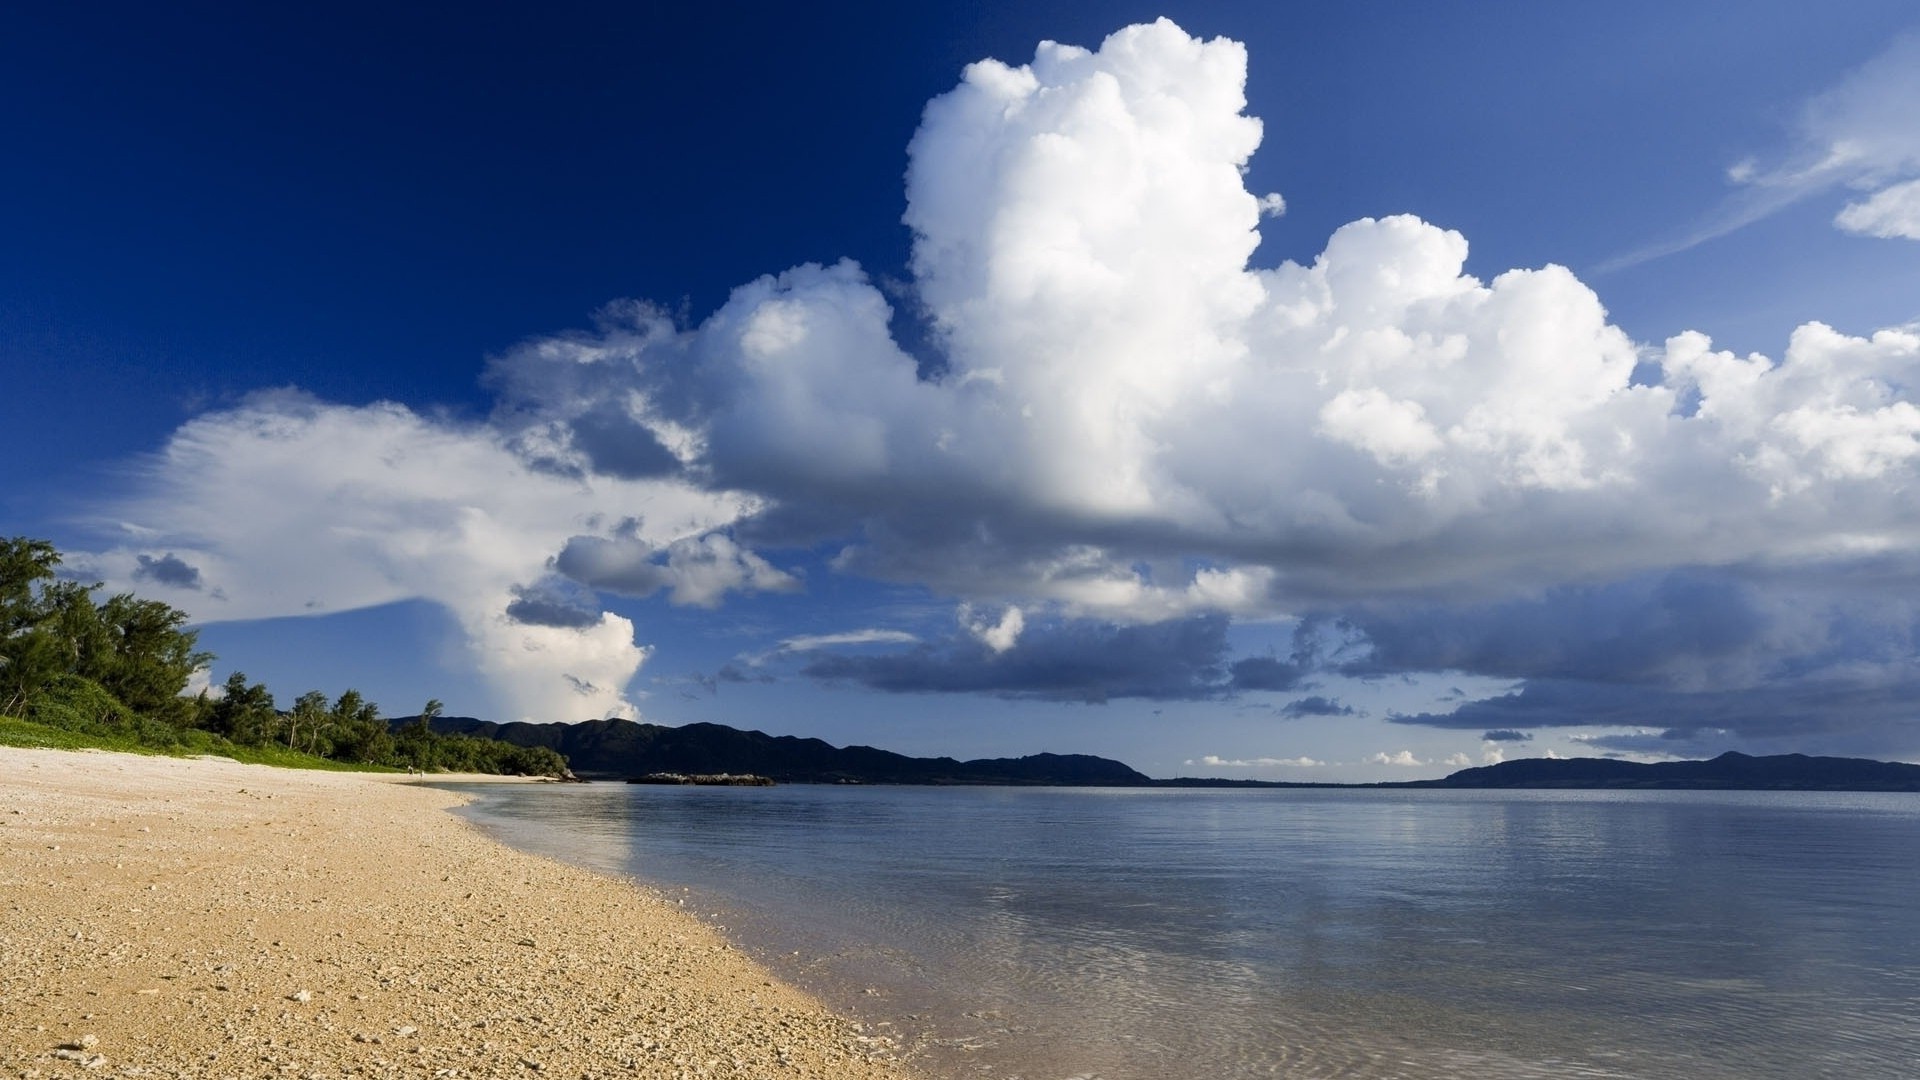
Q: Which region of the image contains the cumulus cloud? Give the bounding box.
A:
[132,552,203,591]
[1354,562,1920,754]
[1392,669,1920,759]
[960,603,1025,653]
[801,614,1232,703]
[1277,695,1355,719]
[83,393,758,721]
[75,21,1920,750]
[556,530,798,608]
[1367,750,1426,767]
[505,577,602,629]
[496,30,1920,626]
[1835,177,1920,239]
[1231,617,1373,692]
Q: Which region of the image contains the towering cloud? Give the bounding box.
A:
[81,21,1920,748]
[84,394,758,721]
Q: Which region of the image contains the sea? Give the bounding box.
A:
[447,783,1920,1080]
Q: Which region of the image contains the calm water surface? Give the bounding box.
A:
[449,784,1920,1079]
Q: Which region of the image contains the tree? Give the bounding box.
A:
[0,539,207,725]
[393,698,446,770]
[329,689,393,764]
[287,689,331,754]
[207,671,277,744]
[0,539,58,712]
[85,593,210,727]
[0,537,60,626]
[0,539,81,716]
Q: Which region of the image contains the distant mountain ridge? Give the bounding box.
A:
[405,717,1920,791]
[417,716,1151,785]
[1407,750,1920,791]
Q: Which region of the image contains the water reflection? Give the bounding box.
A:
[451,785,1920,1080]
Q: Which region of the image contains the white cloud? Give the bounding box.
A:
[459,19,1920,633]
[77,21,1920,742]
[1609,33,1920,265]
[557,531,799,608]
[1366,750,1426,767]
[960,604,1025,653]
[1662,322,1920,490]
[1441,752,1472,768]
[1318,387,1445,469]
[84,393,759,721]
[1190,754,1325,768]
[772,629,921,656]
[1836,177,1920,240]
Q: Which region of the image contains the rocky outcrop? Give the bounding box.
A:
[628,772,777,787]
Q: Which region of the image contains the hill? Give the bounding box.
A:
[413,716,1151,785]
[1408,751,1920,791]
[394,718,1920,791]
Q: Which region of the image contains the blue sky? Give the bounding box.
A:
[6,2,1919,779]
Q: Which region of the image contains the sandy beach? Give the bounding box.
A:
[0,747,921,1079]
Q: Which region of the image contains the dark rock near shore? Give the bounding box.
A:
[628,772,777,787]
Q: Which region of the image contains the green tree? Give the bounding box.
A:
[23,580,109,703]
[1,541,76,716]
[84,593,211,727]
[392,698,447,770]
[0,538,207,726]
[0,537,60,625]
[287,689,331,754]
[328,689,393,764]
[207,671,277,745]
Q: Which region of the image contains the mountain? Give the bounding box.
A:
[396,718,1920,791]
[1409,751,1920,791]
[412,716,1151,785]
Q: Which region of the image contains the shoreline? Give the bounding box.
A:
[0,747,922,1079]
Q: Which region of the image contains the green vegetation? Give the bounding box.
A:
[0,537,569,778]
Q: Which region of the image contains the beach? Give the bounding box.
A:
[0,747,919,1079]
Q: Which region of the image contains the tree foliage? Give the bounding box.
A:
[0,537,570,778]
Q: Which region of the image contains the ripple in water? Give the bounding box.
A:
[450,785,1920,1080]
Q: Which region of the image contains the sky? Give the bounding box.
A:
[5,1,1920,780]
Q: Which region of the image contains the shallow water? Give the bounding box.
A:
[449,784,1920,1079]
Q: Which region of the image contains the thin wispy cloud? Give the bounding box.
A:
[774,630,922,655]
[1189,755,1326,769]
[1602,32,1920,271]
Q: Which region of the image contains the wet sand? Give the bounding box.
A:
[0,747,922,1079]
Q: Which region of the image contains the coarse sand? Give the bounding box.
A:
[0,747,927,1079]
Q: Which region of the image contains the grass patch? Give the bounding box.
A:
[0,715,165,754]
[215,741,398,772]
[0,715,397,773]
